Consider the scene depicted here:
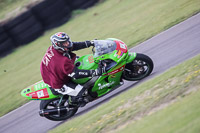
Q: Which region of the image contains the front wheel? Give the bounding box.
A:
[40,97,78,121]
[123,53,154,81]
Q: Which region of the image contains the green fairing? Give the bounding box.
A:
[92,62,126,96]
[72,54,98,84]
[127,52,137,64]
[74,54,127,96]
[21,38,138,99]
[21,82,60,100]
[72,38,133,97]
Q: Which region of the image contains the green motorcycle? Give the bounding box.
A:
[21,38,153,121]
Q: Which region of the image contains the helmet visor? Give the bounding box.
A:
[60,41,73,49]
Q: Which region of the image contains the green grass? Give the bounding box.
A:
[0,0,38,21]
[0,0,200,117]
[49,53,200,133]
[117,88,200,133]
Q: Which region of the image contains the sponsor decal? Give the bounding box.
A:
[111,75,116,78]
[56,32,65,37]
[117,53,126,62]
[79,72,88,75]
[26,88,49,99]
[88,55,94,63]
[68,72,75,77]
[114,51,118,58]
[34,82,48,91]
[104,65,125,76]
[116,50,124,58]
[98,81,115,90]
[37,90,45,98]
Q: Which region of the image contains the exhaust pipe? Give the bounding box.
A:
[39,107,69,117]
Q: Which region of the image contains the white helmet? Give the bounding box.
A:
[50,32,73,51]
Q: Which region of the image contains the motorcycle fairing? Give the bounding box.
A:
[21,82,59,100]
[73,38,130,97]
[92,62,126,97]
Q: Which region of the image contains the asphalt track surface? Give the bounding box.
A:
[0,13,200,133]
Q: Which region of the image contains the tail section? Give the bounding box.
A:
[21,81,60,100]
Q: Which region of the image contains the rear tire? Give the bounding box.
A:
[40,98,78,121]
[123,53,153,81]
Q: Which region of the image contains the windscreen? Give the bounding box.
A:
[93,40,117,57]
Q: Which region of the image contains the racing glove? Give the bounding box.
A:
[85,40,94,47]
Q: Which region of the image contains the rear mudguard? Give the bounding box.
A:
[126,52,137,64]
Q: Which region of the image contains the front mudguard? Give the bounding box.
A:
[126,52,137,64]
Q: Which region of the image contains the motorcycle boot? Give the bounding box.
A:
[54,82,88,107]
[68,87,88,107]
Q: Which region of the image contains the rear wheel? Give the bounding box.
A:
[40,97,78,121]
[123,53,153,81]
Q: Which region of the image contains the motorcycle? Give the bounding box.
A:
[21,38,154,121]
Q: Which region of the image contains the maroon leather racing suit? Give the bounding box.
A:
[40,42,92,89]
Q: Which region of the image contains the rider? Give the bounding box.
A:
[40,32,106,106]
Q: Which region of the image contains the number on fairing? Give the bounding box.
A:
[119,42,126,49]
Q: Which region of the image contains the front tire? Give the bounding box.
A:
[40,98,78,121]
[123,53,153,81]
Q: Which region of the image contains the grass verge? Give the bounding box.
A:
[0,0,200,117]
[49,53,200,133]
[0,0,41,21]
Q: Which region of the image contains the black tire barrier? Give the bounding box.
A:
[81,0,99,9]
[0,26,9,42]
[3,10,32,31]
[3,9,44,46]
[66,0,99,9]
[0,25,16,57]
[4,14,44,46]
[68,0,88,9]
[29,0,71,30]
[0,39,15,57]
[13,21,44,45]
[42,12,71,30]
[77,0,99,9]
[0,0,99,57]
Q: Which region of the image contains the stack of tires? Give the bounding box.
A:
[66,0,99,9]
[29,0,71,30]
[0,0,99,57]
[3,10,44,46]
[0,25,15,57]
